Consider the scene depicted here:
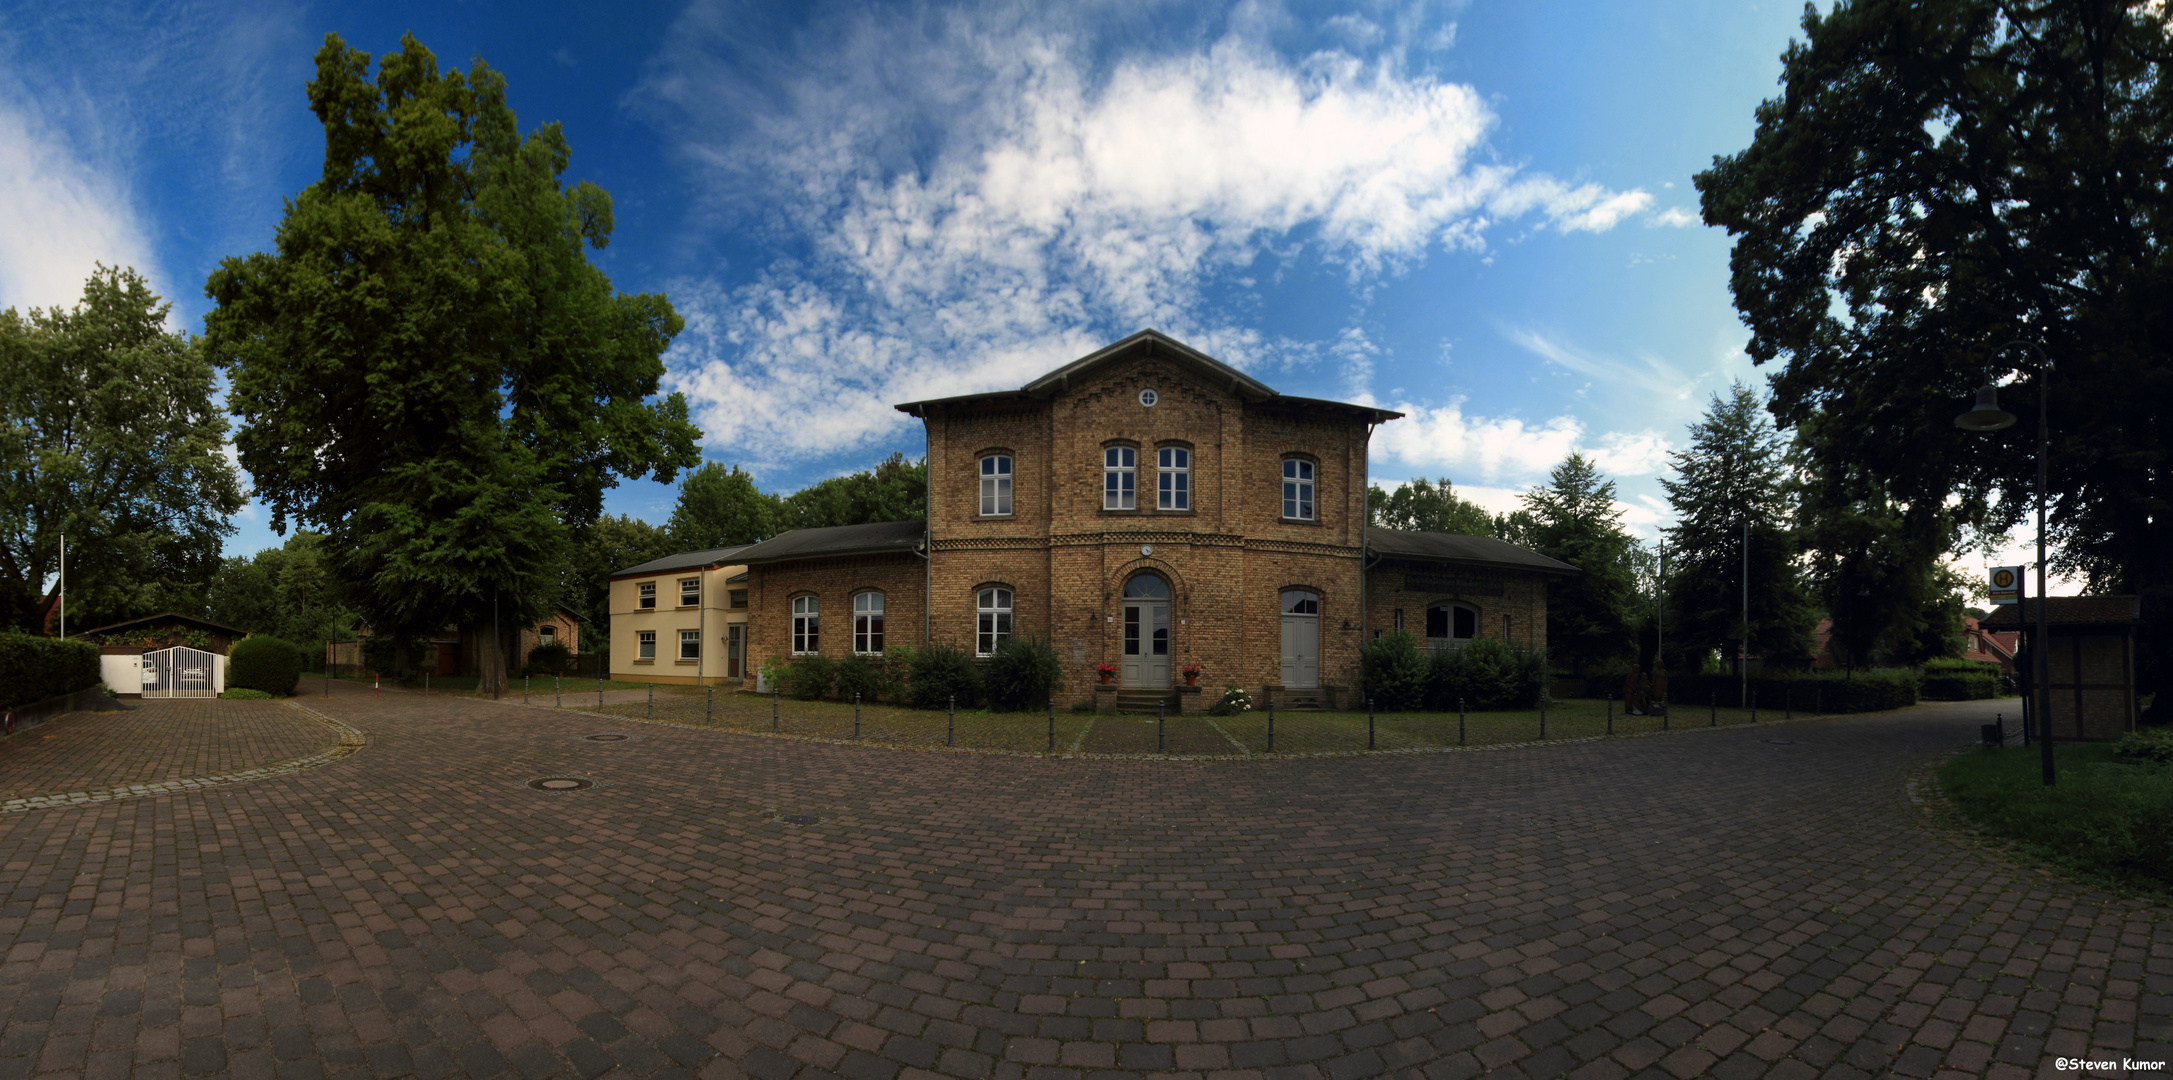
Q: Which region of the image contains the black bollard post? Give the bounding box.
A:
[648,683,654,720]
[854,692,861,739]
[1751,690,1757,724]
[1786,687,1793,720]
[706,685,713,725]
[1540,693,1547,740]
[772,687,779,732]
[425,672,430,696]
[1158,701,1166,753]
[1459,697,1466,745]
[948,694,955,747]
[598,676,603,709]
[1367,698,1376,750]
[555,675,561,709]
[1607,693,1613,736]
[1048,698,1055,753]
[1710,691,1716,727]
[523,676,529,705]
[1267,687,1275,754]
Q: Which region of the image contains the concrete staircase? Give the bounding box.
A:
[1114,689,1176,714]
[1266,688,1331,712]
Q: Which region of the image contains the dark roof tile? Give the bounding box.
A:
[1366,528,1581,575]
[733,520,926,565]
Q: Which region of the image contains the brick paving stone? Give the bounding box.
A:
[0,689,2163,1079]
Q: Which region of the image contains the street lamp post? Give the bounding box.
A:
[1955,342,2054,787]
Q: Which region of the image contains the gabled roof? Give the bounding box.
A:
[894,329,1403,422]
[1980,595,2141,628]
[611,545,756,579]
[1366,528,1582,576]
[732,520,926,566]
[75,611,248,639]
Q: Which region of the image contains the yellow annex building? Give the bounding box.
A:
[606,547,754,685]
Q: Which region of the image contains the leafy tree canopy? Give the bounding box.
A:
[778,452,926,531]
[1367,477,1494,536]
[562,514,678,632]
[668,464,778,550]
[204,34,701,689]
[1516,454,1640,673]
[1696,0,2173,686]
[207,532,355,650]
[0,266,243,631]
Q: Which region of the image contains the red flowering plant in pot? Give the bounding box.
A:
[1181,663,1201,686]
[1095,662,1117,685]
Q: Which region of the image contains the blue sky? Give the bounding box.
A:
[5,0,1852,562]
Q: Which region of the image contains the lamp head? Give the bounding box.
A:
[1955,383,2018,432]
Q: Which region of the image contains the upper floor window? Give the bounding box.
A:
[638,582,656,609]
[680,578,700,606]
[979,455,1013,516]
[792,595,819,655]
[853,592,885,654]
[728,589,748,610]
[977,587,1013,656]
[1104,446,1137,510]
[1157,447,1190,510]
[1282,459,1316,520]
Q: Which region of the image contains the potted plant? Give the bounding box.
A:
[1095,662,1116,685]
[1181,663,1201,686]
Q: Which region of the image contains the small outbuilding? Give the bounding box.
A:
[76,612,246,697]
[1982,595,2142,741]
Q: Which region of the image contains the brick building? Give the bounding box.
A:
[724,330,1578,704]
[1983,595,2142,740]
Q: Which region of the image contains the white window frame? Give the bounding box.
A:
[979,455,1013,516]
[791,595,819,655]
[679,629,701,661]
[1157,446,1190,511]
[1103,446,1136,510]
[638,582,656,610]
[1282,458,1316,520]
[538,625,556,644]
[976,587,1013,657]
[680,577,700,606]
[853,592,885,655]
[637,631,656,660]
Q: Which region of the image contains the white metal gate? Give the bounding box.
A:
[143,647,216,698]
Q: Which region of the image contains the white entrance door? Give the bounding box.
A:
[1280,590,1320,688]
[1121,602,1170,688]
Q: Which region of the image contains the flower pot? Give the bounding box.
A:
[1184,673,1198,686]
[1099,672,1112,685]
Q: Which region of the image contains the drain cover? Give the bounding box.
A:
[581,733,636,743]
[527,776,597,792]
[777,813,818,825]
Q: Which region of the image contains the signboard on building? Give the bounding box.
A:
[1988,566,2023,606]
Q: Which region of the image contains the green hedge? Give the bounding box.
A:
[1667,669,1920,713]
[0,633,102,709]
[228,636,304,696]
[1362,632,1548,712]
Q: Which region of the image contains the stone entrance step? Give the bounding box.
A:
[1114,689,1176,714]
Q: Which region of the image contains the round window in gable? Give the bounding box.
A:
[1139,388,1158,407]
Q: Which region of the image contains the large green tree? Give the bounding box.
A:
[1660,382,1817,672]
[667,464,779,550]
[1515,454,1639,673]
[1696,0,2173,693]
[204,34,701,692]
[0,266,243,632]
[775,452,927,531]
[207,531,356,652]
[1366,476,1495,536]
[560,514,679,633]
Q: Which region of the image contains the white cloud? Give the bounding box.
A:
[0,102,161,314]
[1504,326,1700,402]
[1584,430,1673,476]
[644,4,1654,463]
[1371,399,1583,482]
[1647,206,1699,228]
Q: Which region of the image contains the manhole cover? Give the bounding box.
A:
[777,813,818,825]
[527,776,598,792]
[581,733,636,743]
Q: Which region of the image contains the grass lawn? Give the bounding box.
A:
[313,673,659,694]
[1939,740,2173,899]
[574,691,1855,756]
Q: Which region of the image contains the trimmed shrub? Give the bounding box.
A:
[2113,728,2173,766]
[983,635,1063,712]
[833,653,897,704]
[228,636,304,696]
[906,643,980,709]
[220,687,275,700]
[1360,631,1428,711]
[787,654,835,700]
[1668,668,1919,713]
[1415,637,1549,712]
[524,641,571,676]
[1922,670,1999,700]
[0,632,101,708]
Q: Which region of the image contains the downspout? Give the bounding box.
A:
[1359,420,1379,651]
[923,414,934,649]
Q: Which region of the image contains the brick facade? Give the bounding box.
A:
[743,332,1568,700]
[1363,559,1550,651]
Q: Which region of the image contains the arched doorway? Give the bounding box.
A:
[1280,589,1320,688]
[1120,574,1171,688]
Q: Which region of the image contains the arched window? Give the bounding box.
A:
[853,592,885,654]
[1282,458,1315,520]
[1281,589,1319,615]
[979,455,1013,516]
[791,595,819,655]
[1426,603,1478,642]
[1122,574,1170,599]
[1104,446,1136,510]
[976,588,1013,656]
[1157,446,1190,510]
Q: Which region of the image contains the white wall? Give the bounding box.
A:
[100,653,142,694]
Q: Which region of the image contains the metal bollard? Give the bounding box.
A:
[555,675,561,708]
[1459,697,1466,745]
[1158,701,1165,753]
[1786,687,1793,720]
[425,672,430,696]
[648,683,654,720]
[948,694,955,747]
[1607,693,1613,736]
[706,685,713,725]
[598,677,603,709]
[1539,693,1547,740]
[1751,690,1758,724]
[1367,698,1375,750]
[854,692,861,739]
[772,687,779,732]
[523,676,529,705]
[1048,698,1055,753]
[1710,691,1716,726]
[1267,688,1275,753]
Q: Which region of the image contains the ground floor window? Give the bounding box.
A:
[792,595,819,654]
[854,592,885,653]
[977,587,1012,656]
[637,631,656,660]
[680,630,700,660]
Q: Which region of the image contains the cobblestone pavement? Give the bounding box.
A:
[0,699,334,801]
[0,683,2162,1080]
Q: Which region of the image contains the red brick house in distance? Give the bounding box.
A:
[725,330,1579,707]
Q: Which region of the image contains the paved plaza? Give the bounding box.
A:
[0,685,2162,1080]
